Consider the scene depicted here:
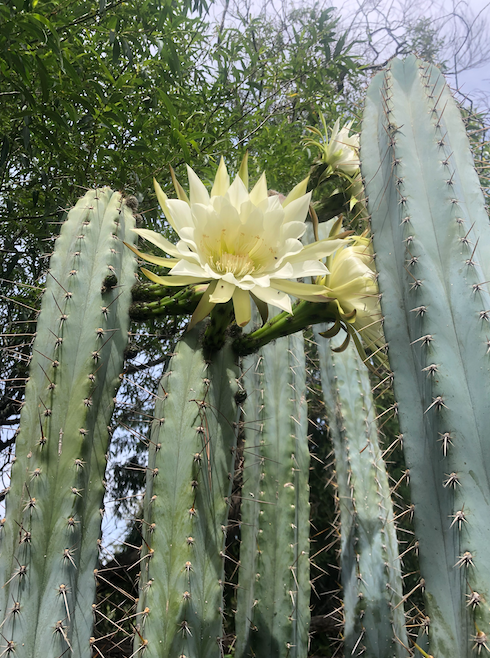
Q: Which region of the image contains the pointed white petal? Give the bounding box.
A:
[170,260,209,278]
[251,286,292,314]
[269,280,327,296]
[283,192,311,224]
[133,228,182,258]
[188,281,217,330]
[186,165,210,205]
[153,179,177,231]
[281,220,307,241]
[232,287,252,326]
[124,241,179,267]
[226,175,249,210]
[140,268,207,286]
[211,157,230,197]
[250,172,268,205]
[238,152,249,189]
[165,199,194,233]
[282,177,309,207]
[286,238,348,264]
[209,279,236,303]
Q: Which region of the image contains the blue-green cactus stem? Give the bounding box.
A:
[362,55,490,657]
[235,330,310,658]
[134,329,240,658]
[0,188,137,658]
[315,329,408,657]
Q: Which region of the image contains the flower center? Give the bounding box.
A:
[212,252,256,278]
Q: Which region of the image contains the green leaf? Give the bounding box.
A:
[36,56,50,102]
[112,38,121,65]
[0,136,9,169]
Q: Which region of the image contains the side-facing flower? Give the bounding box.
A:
[320,234,384,351]
[305,114,360,176]
[128,158,350,328]
[299,221,384,351]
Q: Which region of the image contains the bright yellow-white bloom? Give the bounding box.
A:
[327,119,360,175]
[305,115,360,176]
[321,235,384,350]
[300,222,384,350]
[130,158,350,328]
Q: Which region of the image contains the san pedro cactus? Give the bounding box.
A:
[0,189,137,657]
[362,55,490,656]
[133,329,240,658]
[236,330,310,658]
[315,329,408,657]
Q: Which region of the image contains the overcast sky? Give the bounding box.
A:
[211,0,490,111]
[331,0,490,109]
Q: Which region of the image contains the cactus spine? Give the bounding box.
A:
[134,329,240,658]
[315,329,408,657]
[0,188,137,657]
[362,55,490,656]
[236,330,310,658]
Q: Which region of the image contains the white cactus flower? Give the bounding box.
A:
[321,236,384,350]
[305,115,360,176]
[326,119,360,175]
[129,157,349,327]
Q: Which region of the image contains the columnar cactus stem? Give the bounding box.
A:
[235,330,310,658]
[134,329,240,658]
[315,329,408,657]
[362,55,490,656]
[0,188,137,657]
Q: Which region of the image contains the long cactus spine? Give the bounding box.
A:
[0,188,137,657]
[362,55,490,656]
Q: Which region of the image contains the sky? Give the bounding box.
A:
[331,0,490,111]
[210,0,490,112]
[447,0,490,105]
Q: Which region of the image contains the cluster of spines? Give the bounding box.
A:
[0,188,136,657]
[363,55,490,656]
[235,331,310,658]
[134,330,240,658]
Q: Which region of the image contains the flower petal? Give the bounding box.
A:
[251,286,292,314]
[282,176,309,207]
[286,237,348,263]
[250,172,268,205]
[211,157,230,197]
[133,228,183,258]
[283,192,311,224]
[210,279,236,303]
[227,175,249,211]
[188,281,217,331]
[170,260,210,278]
[169,165,189,204]
[140,268,208,286]
[124,241,179,267]
[153,179,177,231]
[270,280,327,297]
[187,165,210,205]
[238,152,249,189]
[232,287,252,326]
[165,199,194,233]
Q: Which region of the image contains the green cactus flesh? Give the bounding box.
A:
[0,188,137,657]
[134,329,240,658]
[315,330,408,657]
[235,331,310,658]
[361,55,490,656]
